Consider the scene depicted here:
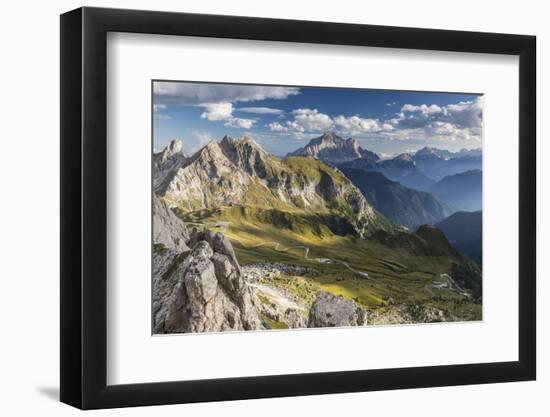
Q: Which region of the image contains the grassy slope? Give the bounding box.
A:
[170,155,480,323]
[179,204,481,321]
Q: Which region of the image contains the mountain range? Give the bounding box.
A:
[155,136,392,238]
[413,149,482,181]
[341,153,436,191]
[153,134,483,330]
[436,211,482,268]
[288,132,482,211]
[430,169,482,212]
[341,168,452,229]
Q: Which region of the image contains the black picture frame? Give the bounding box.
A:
[60,6,536,410]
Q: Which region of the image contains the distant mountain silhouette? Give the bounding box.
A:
[342,168,452,229]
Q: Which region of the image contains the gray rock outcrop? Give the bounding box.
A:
[308,291,367,327]
[153,230,263,334]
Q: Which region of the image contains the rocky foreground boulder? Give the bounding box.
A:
[152,196,262,333]
[308,291,367,327]
[153,229,263,333]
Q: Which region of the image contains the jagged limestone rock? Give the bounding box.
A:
[308,291,367,328]
[153,139,188,190]
[153,234,263,334]
[183,242,218,304]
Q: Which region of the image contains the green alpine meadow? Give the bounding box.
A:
[152,81,483,334]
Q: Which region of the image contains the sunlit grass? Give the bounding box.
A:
[177,205,481,319]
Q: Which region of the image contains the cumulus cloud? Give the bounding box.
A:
[266,97,482,146]
[154,82,300,105]
[290,108,334,132]
[155,82,292,130]
[387,97,482,142]
[268,110,392,137]
[397,97,482,129]
[199,102,255,129]
[268,121,289,132]
[201,102,234,121]
[238,107,284,115]
[268,108,333,133]
[224,118,256,129]
[334,115,393,135]
[401,103,443,115]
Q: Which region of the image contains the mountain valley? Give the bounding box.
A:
[152,134,483,332]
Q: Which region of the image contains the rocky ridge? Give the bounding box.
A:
[287,131,380,164]
[154,135,384,238]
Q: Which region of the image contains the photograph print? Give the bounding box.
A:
[152,81,483,334]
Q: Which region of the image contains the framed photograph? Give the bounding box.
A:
[60,6,536,409]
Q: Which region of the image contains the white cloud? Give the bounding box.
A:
[333,115,392,135]
[200,102,234,121]
[269,110,393,137]
[398,98,482,129]
[153,104,171,119]
[401,103,443,115]
[268,108,333,133]
[290,108,333,132]
[386,102,396,106]
[155,82,292,130]
[199,102,255,129]
[154,82,300,105]
[444,97,483,129]
[387,97,483,143]
[268,122,289,132]
[224,118,256,129]
[238,107,284,115]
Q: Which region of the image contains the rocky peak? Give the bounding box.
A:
[153,140,188,193]
[219,135,271,178]
[415,146,437,155]
[189,140,229,167]
[414,146,454,160]
[157,139,184,163]
[317,131,344,145]
[391,153,416,166]
[287,132,379,164]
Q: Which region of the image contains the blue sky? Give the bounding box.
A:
[153,81,483,157]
